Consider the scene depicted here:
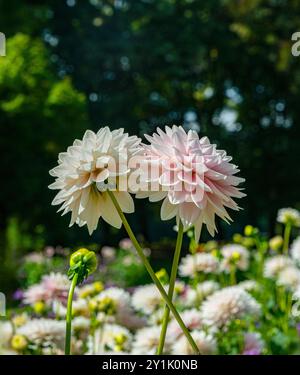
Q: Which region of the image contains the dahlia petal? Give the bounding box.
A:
[169,190,187,204]
[173,131,187,154]
[191,186,205,207]
[80,189,102,234]
[199,136,210,145]
[96,156,111,168]
[159,172,180,187]
[69,199,81,227]
[94,168,110,182]
[149,191,167,202]
[114,191,135,213]
[48,180,64,190]
[82,130,97,149]
[161,197,178,221]
[78,186,91,215]
[179,203,200,228]
[100,193,122,229]
[177,170,198,186]
[194,215,204,243]
[151,142,174,157]
[97,127,112,153]
[205,180,230,202]
[135,191,151,199]
[205,170,227,181]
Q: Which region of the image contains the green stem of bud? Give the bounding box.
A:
[230,265,236,285]
[283,222,292,254]
[65,272,78,355]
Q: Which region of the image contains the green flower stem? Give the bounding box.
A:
[229,265,236,285]
[65,272,78,355]
[254,235,263,279]
[107,190,200,354]
[157,220,184,355]
[283,223,292,254]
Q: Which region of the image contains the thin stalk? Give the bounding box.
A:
[229,265,236,285]
[254,235,263,279]
[65,272,78,355]
[157,221,184,355]
[107,190,200,354]
[283,223,292,254]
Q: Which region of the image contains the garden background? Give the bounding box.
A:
[1,0,300,296]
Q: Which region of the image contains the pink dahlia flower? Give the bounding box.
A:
[23,273,70,306]
[136,125,245,241]
[242,332,264,355]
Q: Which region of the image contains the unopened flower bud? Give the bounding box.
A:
[269,235,283,252]
[244,225,254,237]
[244,225,259,237]
[11,335,27,351]
[155,268,169,285]
[70,248,97,273]
[233,233,243,243]
[69,248,98,284]
[242,238,256,248]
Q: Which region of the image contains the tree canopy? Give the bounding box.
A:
[1,0,300,247]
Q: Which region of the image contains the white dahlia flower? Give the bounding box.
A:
[172,330,217,355]
[277,208,300,227]
[72,316,90,331]
[95,287,131,309]
[136,125,245,241]
[184,281,220,307]
[277,266,300,290]
[263,255,294,279]
[77,283,98,299]
[201,287,261,328]
[92,287,129,317]
[132,326,171,354]
[90,324,132,354]
[49,127,141,234]
[179,253,219,277]
[220,244,249,272]
[17,319,65,349]
[131,284,163,314]
[168,308,203,339]
[236,280,258,292]
[53,298,89,318]
[92,287,144,329]
[291,237,300,263]
[148,308,167,326]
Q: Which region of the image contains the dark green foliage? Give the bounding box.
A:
[1,0,300,248]
[0,33,88,250]
[104,249,150,287]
